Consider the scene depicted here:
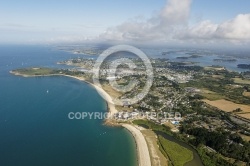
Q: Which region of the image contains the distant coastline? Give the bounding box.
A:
[213,58,237,62]
[237,64,250,69]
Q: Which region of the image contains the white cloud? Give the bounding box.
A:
[158,0,191,25]
[215,14,250,40]
[175,14,250,44]
[175,20,218,40]
[99,0,192,42]
[99,0,250,45]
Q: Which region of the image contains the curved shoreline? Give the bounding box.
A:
[122,124,151,166]
[10,70,152,166]
[10,71,118,115]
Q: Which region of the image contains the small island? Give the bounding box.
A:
[185,53,203,58]
[213,58,237,62]
[238,64,250,69]
[176,53,203,60]
[176,56,189,59]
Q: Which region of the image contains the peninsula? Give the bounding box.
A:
[10,55,250,166]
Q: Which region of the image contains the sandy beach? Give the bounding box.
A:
[67,76,153,166]
[62,75,118,115]
[11,70,153,166]
[122,124,151,166]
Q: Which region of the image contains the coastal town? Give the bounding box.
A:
[11,54,250,166]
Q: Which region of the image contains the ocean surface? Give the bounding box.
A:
[143,48,250,72]
[0,45,137,166]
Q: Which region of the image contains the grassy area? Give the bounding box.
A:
[243,91,250,97]
[200,89,224,100]
[182,71,250,104]
[201,89,216,94]
[141,130,168,166]
[203,99,250,114]
[11,68,90,79]
[133,119,172,135]
[102,83,122,99]
[233,78,250,85]
[158,136,193,166]
[115,105,133,112]
[12,68,59,75]
[212,74,224,79]
[197,146,235,166]
[201,93,224,101]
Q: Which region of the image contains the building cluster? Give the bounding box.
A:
[155,67,193,83]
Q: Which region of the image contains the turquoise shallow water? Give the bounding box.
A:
[0,46,137,166]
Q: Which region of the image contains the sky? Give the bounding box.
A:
[1,0,250,48]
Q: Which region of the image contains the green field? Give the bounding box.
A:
[11,67,88,78]
[133,119,172,135]
[233,78,250,85]
[12,68,59,75]
[158,136,193,166]
[201,93,224,101]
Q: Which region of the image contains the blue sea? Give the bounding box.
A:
[143,48,250,72]
[0,45,137,166]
